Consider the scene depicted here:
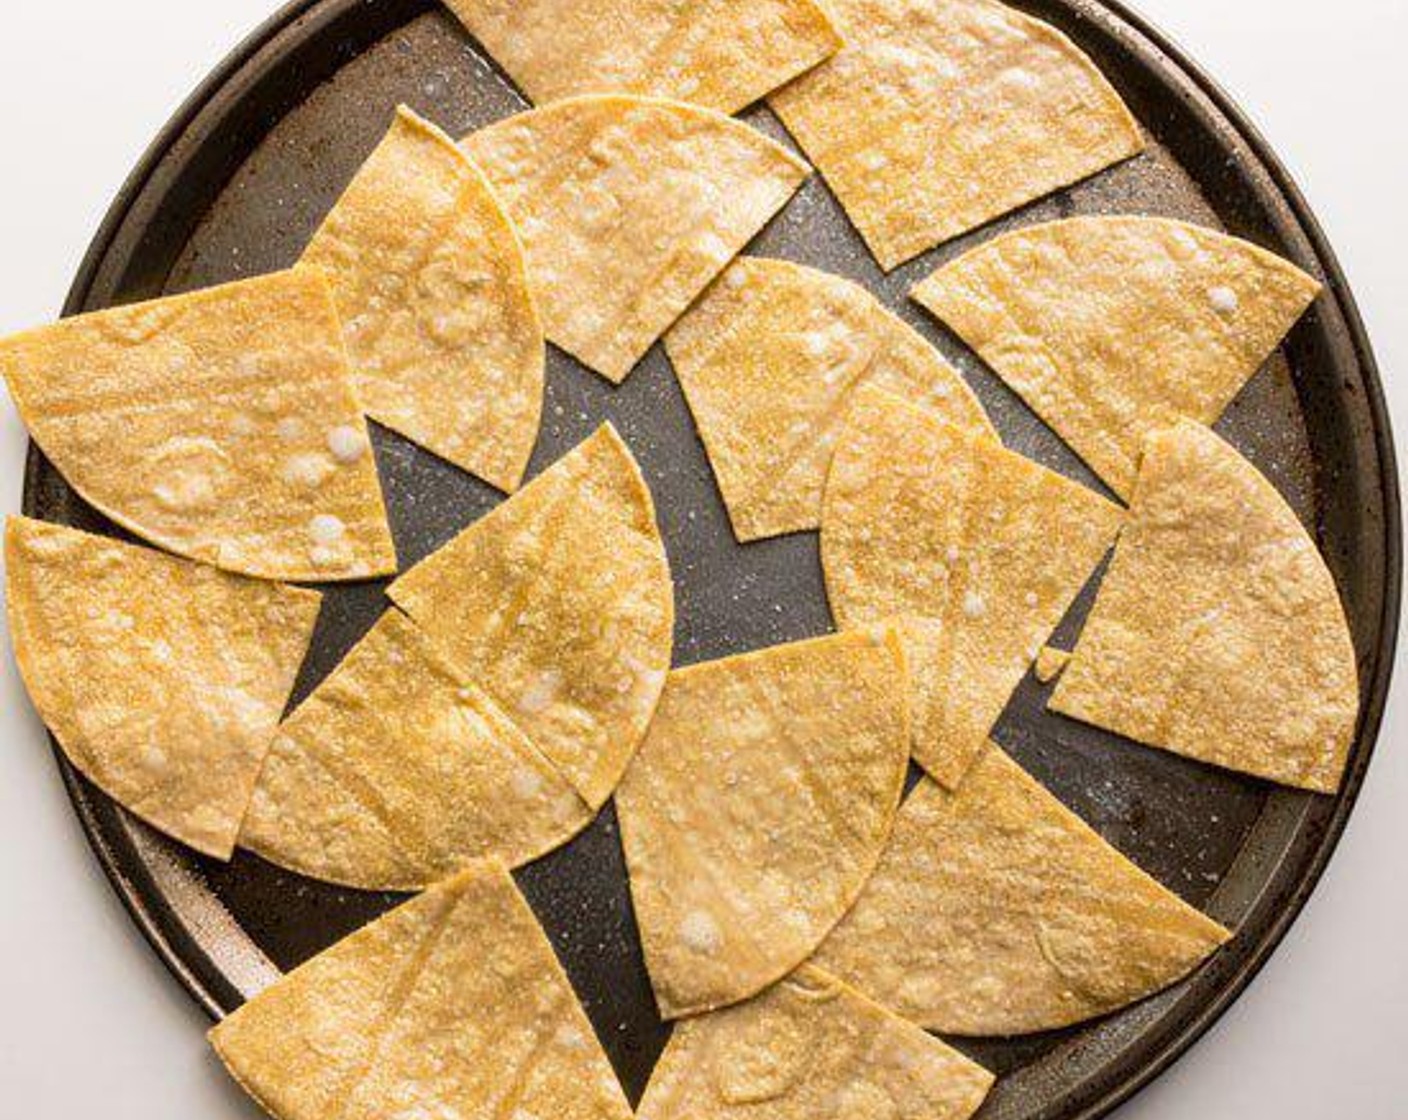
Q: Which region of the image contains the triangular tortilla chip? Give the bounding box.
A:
[0,270,396,581]
[811,744,1231,1035]
[444,0,841,115]
[638,965,993,1120]
[5,517,321,858]
[210,863,632,1120]
[913,216,1322,497]
[770,0,1143,269]
[240,608,592,890]
[388,424,673,809]
[1050,422,1358,793]
[461,95,810,383]
[303,106,544,493]
[665,257,995,542]
[822,387,1122,788]
[616,631,909,1018]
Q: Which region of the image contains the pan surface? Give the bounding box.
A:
[21,2,1399,1118]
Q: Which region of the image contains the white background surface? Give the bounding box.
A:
[0,2,1402,1116]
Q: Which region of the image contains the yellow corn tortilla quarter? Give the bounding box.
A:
[240,608,592,890]
[1033,645,1072,684]
[6,517,321,859]
[812,744,1231,1035]
[822,387,1122,788]
[388,424,673,810]
[462,95,810,383]
[209,863,632,1120]
[638,965,993,1120]
[616,631,910,1018]
[666,257,995,542]
[1050,422,1359,793]
[303,106,544,493]
[770,0,1143,270]
[0,270,396,581]
[444,0,841,115]
[913,216,1322,498]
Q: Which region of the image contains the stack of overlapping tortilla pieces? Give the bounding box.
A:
[2,2,1361,1118]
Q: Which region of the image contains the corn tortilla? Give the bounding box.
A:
[1033,645,1072,684]
[616,631,909,1018]
[444,0,841,115]
[913,216,1322,498]
[6,516,320,859]
[240,608,591,890]
[1050,421,1359,793]
[303,106,544,492]
[210,862,632,1120]
[462,95,809,383]
[770,0,1143,270]
[811,743,1231,1035]
[665,257,994,542]
[388,424,673,810]
[637,965,993,1120]
[0,270,396,581]
[822,387,1122,788]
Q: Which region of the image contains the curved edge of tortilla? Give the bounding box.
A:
[912,215,1322,497]
[619,629,910,1019]
[463,94,811,384]
[5,516,322,859]
[307,105,545,493]
[0,270,399,582]
[666,256,995,543]
[1049,420,1359,793]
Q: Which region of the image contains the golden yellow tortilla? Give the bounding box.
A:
[822,387,1122,788]
[1033,645,1072,684]
[913,216,1322,498]
[1050,422,1359,793]
[388,424,673,809]
[665,257,995,542]
[444,0,841,114]
[638,965,993,1120]
[239,608,592,890]
[616,631,909,1018]
[303,106,544,493]
[210,862,632,1120]
[5,516,321,859]
[0,270,397,581]
[811,743,1231,1035]
[462,95,810,383]
[770,0,1143,270]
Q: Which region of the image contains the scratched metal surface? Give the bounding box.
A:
[21,1,1398,1118]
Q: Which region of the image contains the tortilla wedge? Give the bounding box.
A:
[637,965,993,1120]
[0,270,396,581]
[388,424,673,810]
[665,257,994,542]
[811,743,1231,1035]
[822,387,1122,788]
[913,216,1322,498]
[444,0,841,114]
[239,608,592,890]
[770,0,1143,270]
[462,95,809,383]
[304,106,544,492]
[1050,421,1359,793]
[6,516,321,859]
[616,631,910,1018]
[209,862,632,1120]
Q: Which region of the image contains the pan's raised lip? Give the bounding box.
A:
[21,0,1402,1115]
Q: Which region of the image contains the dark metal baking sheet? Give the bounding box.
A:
[20,2,1400,1118]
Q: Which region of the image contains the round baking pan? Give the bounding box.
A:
[21,1,1400,1117]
